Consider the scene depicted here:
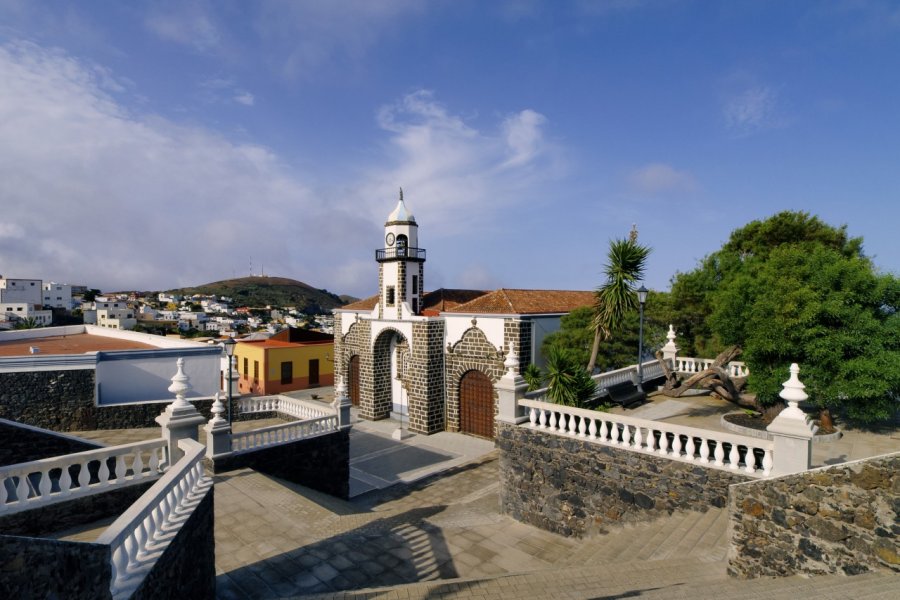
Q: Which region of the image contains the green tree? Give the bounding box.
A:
[545,347,596,407]
[13,316,41,329]
[522,363,544,391]
[671,211,899,422]
[587,238,652,372]
[82,289,101,302]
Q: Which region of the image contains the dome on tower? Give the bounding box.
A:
[386,189,416,224]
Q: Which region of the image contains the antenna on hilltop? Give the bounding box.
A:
[249,256,253,277]
[399,187,403,202]
[629,223,638,242]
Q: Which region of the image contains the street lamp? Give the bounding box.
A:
[636,285,649,386]
[222,337,237,424]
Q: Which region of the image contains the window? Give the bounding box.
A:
[386,286,395,306]
[30,282,34,286]
[281,362,293,385]
[308,359,319,385]
[412,275,418,295]
[253,361,259,380]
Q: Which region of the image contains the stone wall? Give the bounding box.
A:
[209,428,350,499]
[445,325,504,435]
[0,420,103,466]
[336,318,375,419]
[497,422,750,537]
[0,369,218,431]
[408,320,445,434]
[132,486,216,600]
[728,452,899,578]
[0,535,111,599]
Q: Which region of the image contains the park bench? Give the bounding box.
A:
[605,381,646,409]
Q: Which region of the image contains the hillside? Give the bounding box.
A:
[169,276,346,314]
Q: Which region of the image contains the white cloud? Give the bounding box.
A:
[0,40,372,293]
[723,85,780,134]
[145,1,223,54]
[502,109,547,168]
[234,91,254,106]
[628,163,696,194]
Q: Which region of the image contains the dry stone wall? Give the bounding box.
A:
[497,422,750,537]
[728,452,899,578]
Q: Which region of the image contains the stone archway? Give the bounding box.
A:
[372,329,408,420]
[459,370,495,439]
[348,355,361,407]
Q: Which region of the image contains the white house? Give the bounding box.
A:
[42,282,74,310]
[0,303,53,326]
[0,277,43,306]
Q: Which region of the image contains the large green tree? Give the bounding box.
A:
[587,238,652,372]
[671,211,899,422]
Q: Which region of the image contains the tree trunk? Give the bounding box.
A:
[657,345,749,404]
[587,328,601,373]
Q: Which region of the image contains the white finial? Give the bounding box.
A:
[209,392,226,425]
[168,357,192,408]
[504,346,519,375]
[779,363,808,406]
[666,324,676,344]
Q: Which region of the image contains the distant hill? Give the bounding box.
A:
[169,276,347,314]
[338,294,361,304]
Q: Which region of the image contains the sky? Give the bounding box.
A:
[1,1,899,299]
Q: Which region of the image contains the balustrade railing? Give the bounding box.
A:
[0,439,166,515]
[674,357,748,377]
[97,438,211,600]
[519,399,773,477]
[230,414,338,454]
[524,359,664,403]
[238,395,331,420]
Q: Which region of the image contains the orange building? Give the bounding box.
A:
[235,328,334,395]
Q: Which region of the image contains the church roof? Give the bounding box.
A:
[420,288,488,315]
[386,197,415,223]
[340,294,379,311]
[445,289,594,315]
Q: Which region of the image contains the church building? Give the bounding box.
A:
[333,194,593,438]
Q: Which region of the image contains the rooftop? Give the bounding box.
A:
[446,288,594,315]
[0,333,156,356]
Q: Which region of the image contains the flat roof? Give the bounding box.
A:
[0,334,157,357]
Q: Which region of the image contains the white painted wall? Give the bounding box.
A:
[0,278,42,305]
[444,314,505,350]
[95,349,221,405]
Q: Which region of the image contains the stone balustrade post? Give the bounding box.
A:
[766,363,818,476]
[661,324,678,363]
[204,392,232,459]
[156,358,206,467]
[497,347,529,425]
[333,376,352,430]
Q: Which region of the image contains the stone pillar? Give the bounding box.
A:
[497,347,528,425]
[333,376,352,431]
[204,392,232,459]
[766,363,818,476]
[661,324,678,363]
[156,358,206,467]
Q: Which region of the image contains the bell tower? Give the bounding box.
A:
[376,189,425,319]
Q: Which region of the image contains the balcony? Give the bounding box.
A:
[375,247,426,262]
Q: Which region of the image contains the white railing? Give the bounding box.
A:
[674,357,748,378]
[97,438,211,600]
[524,359,664,403]
[230,414,338,454]
[520,399,773,477]
[0,439,166,515]
[238,395,330,420]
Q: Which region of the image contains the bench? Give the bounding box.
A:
[605,381,646,409]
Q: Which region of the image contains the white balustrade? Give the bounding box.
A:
[674,357,749,377]
[97,438,211,600]
[230,414,339,454]
[521,399,773,477]
[0,439,165,515]
[237,395,331,420]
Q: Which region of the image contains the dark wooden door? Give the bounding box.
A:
[309,359,319,386]
[459,370,494,439]
[349,355,360,406]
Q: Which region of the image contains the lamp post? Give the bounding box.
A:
[223,337,237,424]
[636,285,648,386]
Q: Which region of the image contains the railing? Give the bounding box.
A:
[520,399,773,477]
[238,395,331,420]
[97,438,211,600]
[230,414,338,454]
[0,439,166,515]
[375,247,426,261]
[674,357,748,377]
[524,359,664,403]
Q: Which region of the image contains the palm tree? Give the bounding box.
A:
[13,316,41,330]
[586,237,651,373]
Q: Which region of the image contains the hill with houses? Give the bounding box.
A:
[169,276,347,314]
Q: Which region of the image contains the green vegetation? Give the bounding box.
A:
[522,363,544,391]
[169,276,346,314]
[670,211,899,422]
[545,347,596,407]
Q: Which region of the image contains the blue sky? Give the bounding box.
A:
[1,1,898,299]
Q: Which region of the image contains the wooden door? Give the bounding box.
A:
[349,355,360,406]
[309,359,319,386]
[459,370,494,439]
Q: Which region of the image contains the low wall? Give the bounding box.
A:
[0,369,223,431]
[0,419,103,466]
[497,422,750,537]
[132,486,216,600]
[209,428,350,499]
[728,452,900,578]
[0,535,111,599]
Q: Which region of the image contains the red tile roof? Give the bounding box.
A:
[340,294,379,311]
[445,289,594,315]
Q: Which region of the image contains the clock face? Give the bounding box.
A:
[386,232,395,246]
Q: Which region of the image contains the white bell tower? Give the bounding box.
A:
[376,189,425,320]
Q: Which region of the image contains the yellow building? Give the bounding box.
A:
[235,328,334,395]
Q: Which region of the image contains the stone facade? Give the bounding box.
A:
[409,320,445,434]
[445,325,504,435]
[0,420,103,466]
[209,429,350,499]
[728,452,900,578]
[0,535,112,599]
[497,422,751,537]
[0,369,219,431]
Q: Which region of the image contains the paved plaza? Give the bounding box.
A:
[66,390,899,598]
